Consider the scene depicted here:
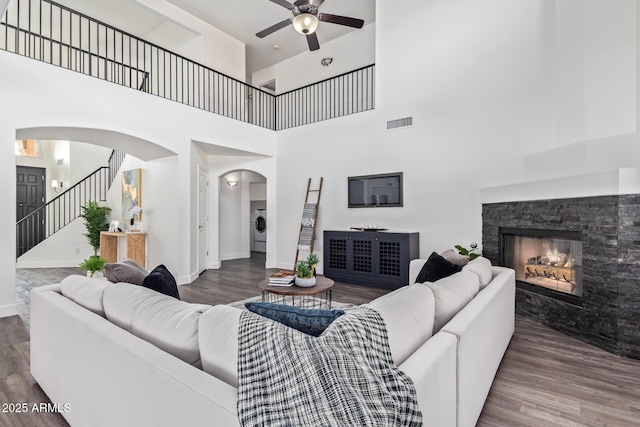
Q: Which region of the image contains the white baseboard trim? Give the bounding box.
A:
[16,260,82,269]
[221,252,251,261]
[177,270,201,286]
[267,261,293,270]
[0,304,18,318]
[266,261,324,275]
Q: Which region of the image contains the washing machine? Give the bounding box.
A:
[253,209,267,253]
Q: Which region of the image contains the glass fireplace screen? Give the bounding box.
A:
[502,232,583,297]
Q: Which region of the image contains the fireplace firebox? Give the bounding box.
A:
[500,228,583,305]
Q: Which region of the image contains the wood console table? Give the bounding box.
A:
[100,232,147,268]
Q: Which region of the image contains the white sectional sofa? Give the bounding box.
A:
[30,258,514,427]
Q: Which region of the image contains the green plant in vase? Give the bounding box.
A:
[307,253,319,276]
[79,255,109,278]
[295,253,320,287]
[455,242,481,261]
[79,200,111,277]
[80,200,111,257]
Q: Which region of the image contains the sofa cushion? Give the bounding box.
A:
[59,274,112,317]
[423,270,480,332]
[142,265,180,299]
[440,249,470,266]
[104,262,147,286]
[199,305,242,387]
[366,284,435,366]
[103,283,210,368]
[245,302,345,337]
[416,252,463,283]
[462,256,493,289]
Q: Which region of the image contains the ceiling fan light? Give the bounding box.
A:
[292,13,319,35]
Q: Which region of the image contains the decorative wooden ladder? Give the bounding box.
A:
[294,177,323,269]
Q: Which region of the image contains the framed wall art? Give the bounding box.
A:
[122,168,142,222]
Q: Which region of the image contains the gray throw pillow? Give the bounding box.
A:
[440,249,470,266]
[121,258,148,275]
[104,262,148,285]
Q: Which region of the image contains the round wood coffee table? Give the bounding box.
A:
[258,276,335,310]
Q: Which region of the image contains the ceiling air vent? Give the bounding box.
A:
[386,117,413,131]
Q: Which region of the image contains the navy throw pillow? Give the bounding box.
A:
[245,302,344,337]
[142,264,180,300]
[415,252,462,283]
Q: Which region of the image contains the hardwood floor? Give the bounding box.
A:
[478,318,640,427]
[4,254,640,426]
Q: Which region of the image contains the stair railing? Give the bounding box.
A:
[16,149,126,258]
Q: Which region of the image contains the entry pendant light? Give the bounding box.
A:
[292,13,319,35]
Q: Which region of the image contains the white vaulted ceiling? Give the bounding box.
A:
[49,0,375,77]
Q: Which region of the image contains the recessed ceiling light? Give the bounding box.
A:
[273,44,280,50]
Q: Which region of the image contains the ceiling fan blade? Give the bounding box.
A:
[306,32,320,51]
[256,18,292,38]
[268,0,294,10]
[294,0,324,7]
[319,13,364,29]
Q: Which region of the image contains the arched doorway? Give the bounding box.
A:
[218,170,267,265]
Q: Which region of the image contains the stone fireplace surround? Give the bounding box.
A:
[483,195,640,360]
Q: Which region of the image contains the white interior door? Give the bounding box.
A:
[197,167,208,274]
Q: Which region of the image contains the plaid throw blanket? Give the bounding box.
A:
[237,307,423,426]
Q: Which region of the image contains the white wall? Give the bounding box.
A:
[252,23,376,93]
[271,0,556,271]
[135,0,246,81]
[553,0,637,148]
[219,171,246,261]
[105,154,180,274]
[69,142,112,185]
[0,0,9,17]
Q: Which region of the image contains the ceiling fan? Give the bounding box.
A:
[256,0,365,51]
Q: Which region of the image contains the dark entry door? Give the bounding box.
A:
[16,166,46,257]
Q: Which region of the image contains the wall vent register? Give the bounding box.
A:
[386,117,413,130]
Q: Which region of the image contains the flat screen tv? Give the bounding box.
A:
[348,172,403,208]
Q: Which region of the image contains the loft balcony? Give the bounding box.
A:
[0,0,375,131]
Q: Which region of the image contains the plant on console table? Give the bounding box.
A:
[295,253,319,287]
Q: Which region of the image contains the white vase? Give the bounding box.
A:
[88,271,104,279]
[295,276,316,287]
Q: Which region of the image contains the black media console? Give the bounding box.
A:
[323,230,419,290]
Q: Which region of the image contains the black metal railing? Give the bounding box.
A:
[16,149,125,258]
[0,0,374,131]
[276,64,375,130]
[108,149,125,188]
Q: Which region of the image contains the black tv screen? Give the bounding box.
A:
[348,172,403,208]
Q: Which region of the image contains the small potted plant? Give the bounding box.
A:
[455,242,481,260]
[295,253,320,287]
[79,255,109,278]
